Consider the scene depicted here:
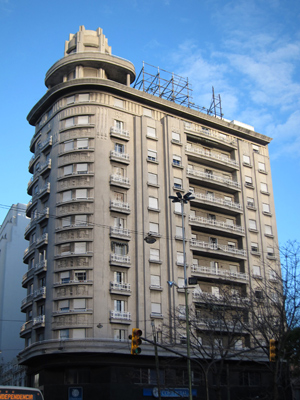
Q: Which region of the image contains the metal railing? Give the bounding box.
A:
[193,192,242,211]
[191,264,248,281]
[189,240,246,256]
[110,281,131,291]
[110,310,131,320]
[185,144,238,167]
[110,126,130,139]
[189,215,244,234]
[184,123,237,146]
[187,167,240,189]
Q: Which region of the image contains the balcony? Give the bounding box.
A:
[191,192,242,215]
[190,240,246,260]
[195,318,248,332]
[110,200,131,214]
[110,253,131,267]
[185,144,239,171]
[110,126,130,141]
[110,310,131,323]
[38,135,52,152]
[24,219,37,240]
[191,264,249,284]
[110,150,130,164]
[192,291,249,306]
[22,267,35,286]
[187,168,240,193]
[110,226,131,240]
[20,320,33,336]
[34,286,46,299]
[189,215,244,237]
[23,242,36,264]
[38,182,50,198]
[35,259,47,274]
[33,315,45,327]
[36,207,50,223]
[27,174,39,195]
[110,281,131,295]
[110,174,130,189]
[28,154,40,173]
[39,159,51,175]
[184,123,237,149]
[53,279,93,287]
[53,308,93,315]
[36,233,48,248]
[21,294,34,311]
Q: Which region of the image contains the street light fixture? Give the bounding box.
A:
[169,191,195,400]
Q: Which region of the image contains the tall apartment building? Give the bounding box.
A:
[19,26,280,399]
[0,204,28,365]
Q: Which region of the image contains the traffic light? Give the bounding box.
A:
[269,339,278,362]
[129,328,142,355]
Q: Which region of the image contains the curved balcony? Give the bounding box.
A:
[110,226,131,240]
[38,135,52,153]
[184,123,237,149]
[39,159,51,175]
[36,233,48,248]
[191,264,249,284]
[110,253,131,267]
[22,267,35,287]
[110,126,130,141]
[110,310,131,324]
[189,215,244,237]
[34,286,46,299]
[23,242,36,264]
[191,192,243,215]
[110,281,131,295]
[190,240,246,260]
[36,207,50,223]
[24,219,37,240]
[53,279,93,287]
[187,168,240,193]
[20,320,33,336]
[38,182,50,199]
[110,174,130,189]
[110,150,130,164]
[185,144,239,171]
[27,174,39,195]
[35,260,47,274]
[28,154,40,173]
[26,198,38,217]
[30,131,41,153]
[33,315,45,328]
[53,308,93,316]
[21,294,34,311]
[109,200,131,214]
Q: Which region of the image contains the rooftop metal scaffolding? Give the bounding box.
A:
[133,62,223,118]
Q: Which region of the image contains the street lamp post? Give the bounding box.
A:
[169,191,195,400]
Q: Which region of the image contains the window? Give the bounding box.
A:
[114,120,123,130]
[173,155,182,166]
[114,329,126,341]
[73,329,86,339]
[172,132,180,142]
[177,251,184,264]
[112,242,128,255]
[74,299,86,311]
[64,140,74,151]
[78,93,89,102]
[114,271,124,283]
[115,143,124,153]
[174,177,182,189]
[59,300,69,312]
[252,144,259,153]
[255,290,263,300]
[239,371,261,386]
[66,95,75,104]
[174,202,181,213]
[249,219,257,230]
[269,270,277,280]
[235,339,243,350]
[251,242,258,252]
[224,195,232,204]
[74,271,87,282]
[258,162,266,172]
[76,163,88,174]
[149,197,158,210]
[212,287,220,298]
[150,248,160,261]
[149,223,159,234]
[74,242,87,254]
[178,278,185,288]
[61,244,71,256]
[253,265,261,277]
[61,271,70,283]
[245,176,253,186]
[75,215,87,226]
[77,138,89,149]
[243,155,251,165]
[147,150,157,162]
[76,189,88,199]
[260,182,268,193]
[205,169,213,177]
[176,226,183,238]
[65,117,75,128]
[208,213,216,221]
[151,302,161,315]
[62,216,71,227]
[60,329,69,340]
[147,126,156,138]
[151,275,161,287]
[113,191,124,201]
[267,247,274,257]
[262,203,270,213]
[63,190,72,202]
[78,115,89,125]
[148,172,158,185]
[210,237,217,246]
[265,225,273,236]
[228,241,236,249]
[114,300,125,312]
[247,197,254,207]
[64,165,73,175]
[207,191,214,200]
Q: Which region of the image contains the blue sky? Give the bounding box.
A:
[0,0,299,245]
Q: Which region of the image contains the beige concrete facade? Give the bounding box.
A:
[20,25,280,368]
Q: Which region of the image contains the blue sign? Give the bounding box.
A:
[69,387,83,400]
[143,387,197,398]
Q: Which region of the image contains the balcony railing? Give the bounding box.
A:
[110,174,130,186]
[110,126,130,139]
[20,320,33,333]
[184,123,237,146]
[190,240,246,257]
[191,264,249,282]
[36,233,48,247]
[193,192,242,211]
[185,144,239,168]
[22,266,35,284]
[110,150,130,162]
[39,182,50,197]
[189,215,244,234]
[110,200,131,213]
[110,226,131,238]
[35,259,47,273]
[36,207,50,222]
[38,136,52,152]
[21,294,34,306]
[34,286,46,298]
[110,311,131,320]
[110,281,131,291]
[110,253,131,265]
[187,168,240,189]
[33,315,45,326]
[39,159,51,174]
[192,291,249,304]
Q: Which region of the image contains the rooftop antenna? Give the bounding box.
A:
[207,86,223,119]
